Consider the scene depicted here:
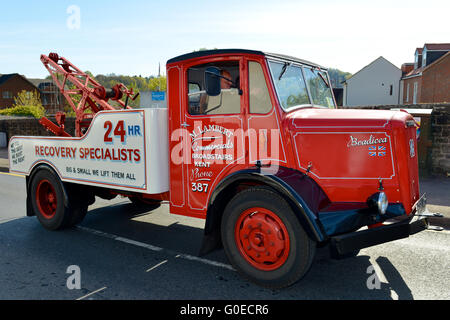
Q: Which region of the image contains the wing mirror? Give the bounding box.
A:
[204,67,222,96]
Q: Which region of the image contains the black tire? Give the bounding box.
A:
[30,167,87,230]
[221,186,316,289]
[64,183,89,227]
[66,203,88,227]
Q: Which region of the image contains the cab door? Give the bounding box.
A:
[182,57,246,217]
[246,58,287,169]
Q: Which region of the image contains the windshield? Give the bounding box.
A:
[268,60,335,110]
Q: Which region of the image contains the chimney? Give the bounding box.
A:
[401,63,414,76]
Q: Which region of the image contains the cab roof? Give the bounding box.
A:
[167,49,326,69]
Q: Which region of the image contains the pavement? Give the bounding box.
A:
[0,147,449,228]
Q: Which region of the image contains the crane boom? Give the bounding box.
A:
[39,52,139,137]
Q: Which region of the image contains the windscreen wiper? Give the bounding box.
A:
[278,62,291,80]
[317,70,330,88]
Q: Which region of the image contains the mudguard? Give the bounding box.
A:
[199,166,330,256]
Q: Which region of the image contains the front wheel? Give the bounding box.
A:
[221,186,316,289]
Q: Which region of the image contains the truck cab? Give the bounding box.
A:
[9,49,429,289]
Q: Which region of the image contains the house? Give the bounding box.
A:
[332,87,344,106]
[401,43,450,104]
[28,79,65,115]
[0,74,40,109]
[342,56,402,106]
[0,73,66,114]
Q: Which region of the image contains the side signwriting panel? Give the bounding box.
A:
[294,132,395,180]
[9,110,157,193]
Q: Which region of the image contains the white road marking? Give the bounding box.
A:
[76,226,235,272]
[115,236,164,252]
[146,260,168,272]
[175,253,235,271]
[76,287,107,300]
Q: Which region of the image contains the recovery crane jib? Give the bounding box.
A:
[39,52,139,137]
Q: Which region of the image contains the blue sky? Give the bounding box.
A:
[1,0,448,78]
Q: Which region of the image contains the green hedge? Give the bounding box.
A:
[0,105,45,118]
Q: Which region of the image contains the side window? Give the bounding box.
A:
[303,67,335,108]
[249,61,272,114]
[188,82,201,113]
[187,61,241,115]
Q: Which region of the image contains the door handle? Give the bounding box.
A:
[181,122,190,128]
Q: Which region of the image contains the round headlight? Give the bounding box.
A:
[377,192,388,215]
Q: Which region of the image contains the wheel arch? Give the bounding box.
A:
[199,167,329,256]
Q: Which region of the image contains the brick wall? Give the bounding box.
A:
[348,103,450,176]
[421,54,450,103]
[0,116,75,141]
[402,77,422,104]
[429,105,450,176]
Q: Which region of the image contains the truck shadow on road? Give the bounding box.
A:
[301,250,414,300]
[71,201,415,300]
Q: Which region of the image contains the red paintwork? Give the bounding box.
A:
[368,223,385,229]
[36,179,57,219]
[39,116,71,137]
[286,108,419,214]
[166,51,420,219]
[235,207,290,271]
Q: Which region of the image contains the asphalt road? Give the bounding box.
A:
[0,172,449,300]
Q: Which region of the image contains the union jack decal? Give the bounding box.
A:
[369,145,386,157]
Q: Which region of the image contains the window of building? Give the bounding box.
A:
[2,91,12,99]
[413,82,418,104]
[406,84,410,103]
[422,49,427,67]
[390,84,393,96]
[187,61,241,115]
[249,61,272,114]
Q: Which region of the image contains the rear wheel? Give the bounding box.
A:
[30,167,87,230]
[221,186,316,289]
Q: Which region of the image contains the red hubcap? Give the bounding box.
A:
[235,207,290,271]
[36,179,57,219]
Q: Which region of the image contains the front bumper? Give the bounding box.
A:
[329,194,429,259]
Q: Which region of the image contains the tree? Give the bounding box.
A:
[328,68,352,88]
[13,90,43,109]
[0,90,45,118]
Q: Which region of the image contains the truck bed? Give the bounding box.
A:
[9,108,169,194]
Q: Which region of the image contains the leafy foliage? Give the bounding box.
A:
[93,73,166,108]
[328,68,352,88]
[0,105,45,118]
[0,90,45,118]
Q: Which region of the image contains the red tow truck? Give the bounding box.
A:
[9,49,432,288]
